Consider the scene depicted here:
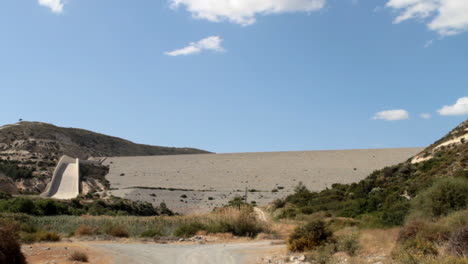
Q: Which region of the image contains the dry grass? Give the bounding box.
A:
[69,250,89,262]
[105,225,129,238]
[359,228,400,256]
[75,225,98,237]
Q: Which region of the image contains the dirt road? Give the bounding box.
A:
[94,241,283,264]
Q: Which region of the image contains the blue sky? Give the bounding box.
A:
[0,0,467,153]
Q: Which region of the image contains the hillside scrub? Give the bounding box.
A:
[272,138,467,227]
[394,210,468,258]
[0,160,33,180]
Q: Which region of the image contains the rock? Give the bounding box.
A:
[298,255,306,261]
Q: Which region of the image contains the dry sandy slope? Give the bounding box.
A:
[104,148,422,214]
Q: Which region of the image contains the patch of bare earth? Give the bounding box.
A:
[22,242,113,264]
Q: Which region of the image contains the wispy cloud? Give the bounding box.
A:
[38,0,64,13]
[438,97,468,116]
[372,109,409,121]
[385,0,468,36]
[165,36,225,56]
[169,0,326,26]
[424,39,434,48]
[420,113,431,119]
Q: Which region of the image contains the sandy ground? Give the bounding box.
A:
[22,241,112,264]
[93,241,284,264]
[103,148,422,213]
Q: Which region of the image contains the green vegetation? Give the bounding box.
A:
[0,193,173,216]
[0,160,33,180]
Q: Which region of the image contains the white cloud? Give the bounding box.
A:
[385,0,468,36]
[372,109,409,121]
[438,97,468,116]
[38,0,64,13]
[169,0,326,26]
[420,113,431,119]
[165,36,225,56]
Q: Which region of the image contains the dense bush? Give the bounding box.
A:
[0,224,26,264]
[411,178,468,219]
[0,197,35,214]
[0,193,170,217]
[287,220,332,252]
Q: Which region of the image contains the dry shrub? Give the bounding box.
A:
[36,231,61,242]
[448,227,468,257]
[0,224,26,264]
[75,225,98,237]
[69,250,89,262]
[105,225,129,238]
[206,206,267,237]
[287,220,332,252]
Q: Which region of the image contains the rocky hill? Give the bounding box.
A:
[0,121,209,193]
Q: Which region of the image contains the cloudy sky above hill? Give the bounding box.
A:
[0,0,466,152]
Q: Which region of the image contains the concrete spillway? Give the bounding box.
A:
[41,155,80,199]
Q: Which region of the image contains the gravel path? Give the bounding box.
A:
[94,241,282,264]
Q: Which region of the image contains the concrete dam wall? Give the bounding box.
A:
[103,148,423,214]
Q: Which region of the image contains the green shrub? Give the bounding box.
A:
[287,220,332,252]
[0,198,35,214]
[140,229,163,238]
[411,178,468,219]
[174,222,206,237]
